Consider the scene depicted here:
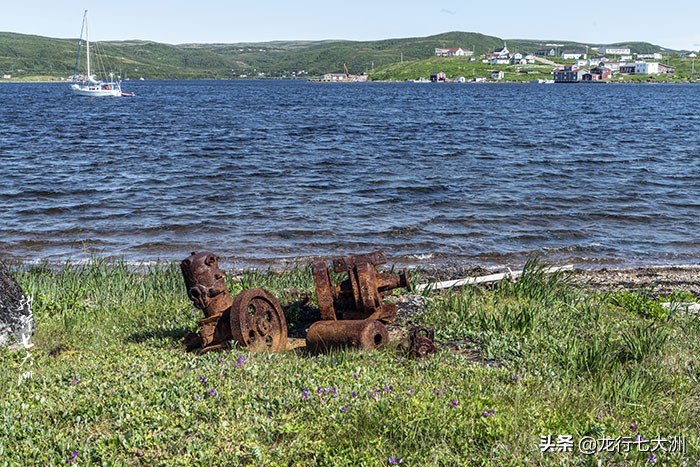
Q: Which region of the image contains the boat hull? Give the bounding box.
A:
[71,83,121,97]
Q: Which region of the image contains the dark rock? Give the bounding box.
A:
[0,261,34,348]
[390,294,429,326]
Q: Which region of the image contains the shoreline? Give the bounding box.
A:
[4,253,699,294]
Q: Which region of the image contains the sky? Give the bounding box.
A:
[2,0,699,51]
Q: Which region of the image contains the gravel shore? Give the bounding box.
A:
[413,263,700,296]
[570,266,700,295]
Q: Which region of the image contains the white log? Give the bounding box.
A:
[415,265,574,292]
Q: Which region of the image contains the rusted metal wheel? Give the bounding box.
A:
[230,288,287,352]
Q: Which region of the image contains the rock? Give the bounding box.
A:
[0,261,34,349]
[390,294,429,326]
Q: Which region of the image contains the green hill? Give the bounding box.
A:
[0,30,680,80]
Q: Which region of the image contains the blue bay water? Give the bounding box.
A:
[1,80,699,269]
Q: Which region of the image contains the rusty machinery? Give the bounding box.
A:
[180,249,428,355]
[307,250,411,352]
[408,326,438,358]
[180,252,287,353]
[311,250,411,322]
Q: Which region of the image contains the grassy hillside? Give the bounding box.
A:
[0,30,682,80]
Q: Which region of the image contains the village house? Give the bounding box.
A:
[434,48,474,57]
[582,66,612,81]
[322,73,350,81]
[536,48,557,57]
[634,62,675,75]
[635,62,660,74]
[488,45,511,65]
[619,64,636,74]
[636,53,663,60]
[561,51,586,60]
[603,61,622,72]
[553,65,589,83]
[491,70,504,80]
[599,46,632,55]
[430,72,447,82]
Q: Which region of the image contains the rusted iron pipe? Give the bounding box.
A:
[305,320,388,353]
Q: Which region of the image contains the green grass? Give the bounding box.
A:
[1,258,699,465]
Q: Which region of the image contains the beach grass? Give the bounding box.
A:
[1,258,698,465]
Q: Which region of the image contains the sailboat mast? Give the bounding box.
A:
[85,11,91,81]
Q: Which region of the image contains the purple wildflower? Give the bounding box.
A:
[218,356,225,364]
[352,373,359,380]
[68,377,80,385]
[302,388,310,400]
[388,457,403,465]
[450,399,459,408]
[351,391,357,399]
[235,355,246,368]
[199,376,207,384]
[483,409,495,417]
[648,454,657,463]
[66,450,78,463]
[317,387,323,394]
[340,406,347,412]
[630,422,638,431]
[195,395,201,401]
[208,388,218,397]
[407,386,413,395]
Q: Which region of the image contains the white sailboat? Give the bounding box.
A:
[70,10,127,97]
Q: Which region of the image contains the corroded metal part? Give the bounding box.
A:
[312,250,411,323]
[305,320,388,353]
[408,326,437,358]
[180,252,233,318]
[312,260,337,320]
[181,252,234,351]
[230,288,288,352]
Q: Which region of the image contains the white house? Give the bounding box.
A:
[599,46,631,55]
[488,45,510,64]
[635,62,660,74]
[435,48,473,57]
[561,51,586,60]
[636,53,663,60]
[491,70,504,80]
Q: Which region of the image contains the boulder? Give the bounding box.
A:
[0,260,34,349]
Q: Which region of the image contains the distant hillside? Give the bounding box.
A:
[0,30,678,80]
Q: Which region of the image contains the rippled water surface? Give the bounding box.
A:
[2,80,700,268]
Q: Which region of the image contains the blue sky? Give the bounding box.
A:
[2,1,699,51]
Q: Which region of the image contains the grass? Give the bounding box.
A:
[1,258,699,465]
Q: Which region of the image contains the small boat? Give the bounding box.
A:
[70,10,127,97]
